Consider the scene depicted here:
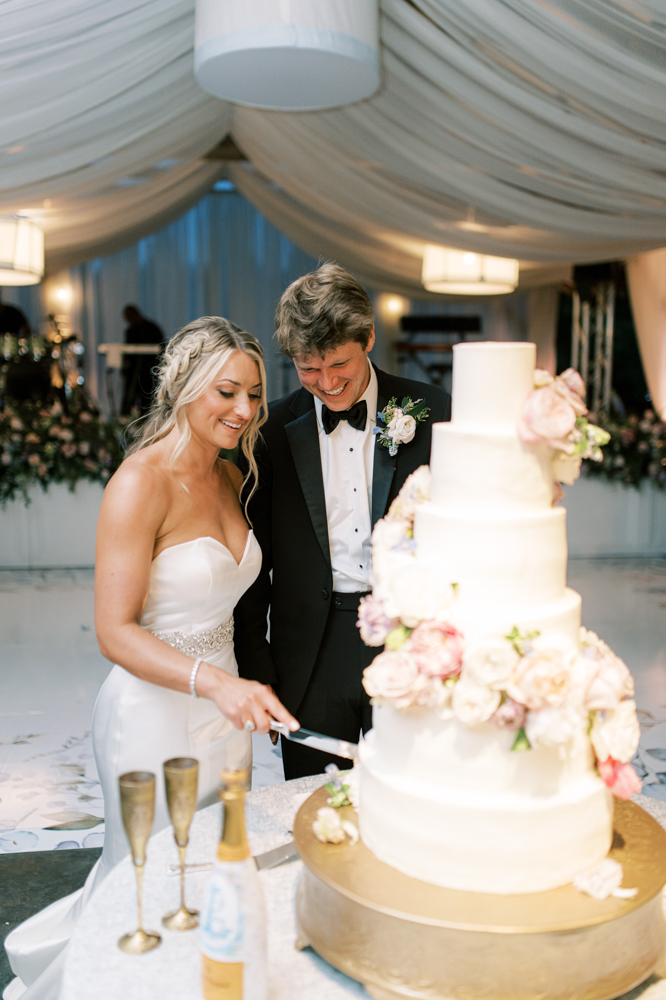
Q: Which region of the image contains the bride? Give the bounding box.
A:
[4,317,298,1000]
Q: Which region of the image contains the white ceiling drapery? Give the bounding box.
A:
[0,0,229,272]
[1,0,665,288]
[229,0,666,292]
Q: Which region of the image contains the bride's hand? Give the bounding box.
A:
[199,666,298,736]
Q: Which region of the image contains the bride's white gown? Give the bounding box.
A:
[4,534,261,1000]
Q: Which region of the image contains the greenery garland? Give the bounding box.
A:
[583,409,666,489]
[0,397,125,507]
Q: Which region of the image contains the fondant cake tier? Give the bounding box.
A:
[359,707,613,893]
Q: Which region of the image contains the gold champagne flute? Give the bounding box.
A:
[118,771,161,954]
[162,756,199,930]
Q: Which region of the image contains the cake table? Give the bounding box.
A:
[61,777,666,1000]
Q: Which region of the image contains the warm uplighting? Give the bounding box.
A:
[422,245,519,295]
[377,293,408,320]
[0,216,44,285]
[385,296,404,315]
[55,286,73,306]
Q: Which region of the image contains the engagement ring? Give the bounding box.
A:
[244,720,256,732]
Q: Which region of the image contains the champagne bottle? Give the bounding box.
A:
[200,770,267,1000]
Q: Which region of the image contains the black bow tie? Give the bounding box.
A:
[321,399,367,434]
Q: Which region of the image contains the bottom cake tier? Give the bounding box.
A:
[358,711,614,894]
[294,789,666,1000]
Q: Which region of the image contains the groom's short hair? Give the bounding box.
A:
[275,263,374,359]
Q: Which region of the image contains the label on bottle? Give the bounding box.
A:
[202,956,243,1000]
[200,858,267,1000]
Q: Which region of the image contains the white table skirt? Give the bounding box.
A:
[61,774,366,1000]
[60,781,666,1000]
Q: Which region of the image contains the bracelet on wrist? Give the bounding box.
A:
[190,658,203,698]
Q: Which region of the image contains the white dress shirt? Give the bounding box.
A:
[314,364,378,593]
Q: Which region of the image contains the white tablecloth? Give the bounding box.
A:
[61,774,367,1000]
[61,781,666,1000]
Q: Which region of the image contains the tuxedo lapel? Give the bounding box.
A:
[285,393,330,563]
[371,371,397,527]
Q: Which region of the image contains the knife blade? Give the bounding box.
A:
[166,839,299,876]
[269,721,358,760]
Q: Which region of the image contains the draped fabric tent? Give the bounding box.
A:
[1,0,666,409]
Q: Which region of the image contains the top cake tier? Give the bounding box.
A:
[430,341,554,511]
[451,341,536,427]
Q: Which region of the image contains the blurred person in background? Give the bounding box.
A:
[121,304,164,415]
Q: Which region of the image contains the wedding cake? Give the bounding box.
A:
[356,342,640,895]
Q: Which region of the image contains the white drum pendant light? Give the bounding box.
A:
[0,217,44,285]
[194,0,380,111]
[422,245,519,295]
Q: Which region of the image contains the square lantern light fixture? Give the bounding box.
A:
[422,245,519,295]
[0,217,44,285]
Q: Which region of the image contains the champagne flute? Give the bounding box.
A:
[162,757,199,930]
[118,771,162,954]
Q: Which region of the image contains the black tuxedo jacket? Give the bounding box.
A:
[234,365,451,714]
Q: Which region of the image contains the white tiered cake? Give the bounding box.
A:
[357,342,638,895]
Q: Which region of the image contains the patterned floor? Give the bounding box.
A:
[0,559,665,852]
[0,569,283,852]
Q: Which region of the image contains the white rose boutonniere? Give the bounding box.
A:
[375,397,431,457]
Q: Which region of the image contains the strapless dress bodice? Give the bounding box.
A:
[141,532,261,635]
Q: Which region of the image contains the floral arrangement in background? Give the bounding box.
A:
[0,396,125,506]
[582,408,666,490]
[358,466,641,800]
[518,368,610,488]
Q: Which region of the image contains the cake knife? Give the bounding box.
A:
[167,840,299,876]
[269,721,358,760]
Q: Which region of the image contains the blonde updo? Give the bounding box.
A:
[127,317,267,508]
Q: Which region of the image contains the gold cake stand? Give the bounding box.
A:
[294,788,666,1000]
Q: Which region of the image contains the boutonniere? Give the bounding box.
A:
[374,396,431,457]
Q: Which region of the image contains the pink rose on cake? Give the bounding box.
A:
[518,385,577,452]
[452,678,501,726]
[590,700,640,764]
[597,758,642,800]
[362,649,419,708]
[409,620,464,679]
[552,368,587,415]
[490,698,526,731]
[357,594,400,647]
[506,648,570,711]
[463,638,520,690]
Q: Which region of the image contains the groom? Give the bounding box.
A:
[234,264,450,778]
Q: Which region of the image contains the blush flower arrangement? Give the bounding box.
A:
[358,463,641,801]
[518,368,610,487]
[0,396,124,507]
[582,408,666,490]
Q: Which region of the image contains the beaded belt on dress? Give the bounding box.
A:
[150,616,234,656]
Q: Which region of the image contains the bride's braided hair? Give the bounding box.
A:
[127,316,267,510]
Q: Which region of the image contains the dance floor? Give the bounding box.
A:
[0,569,284,853]
[0,559,665,854]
